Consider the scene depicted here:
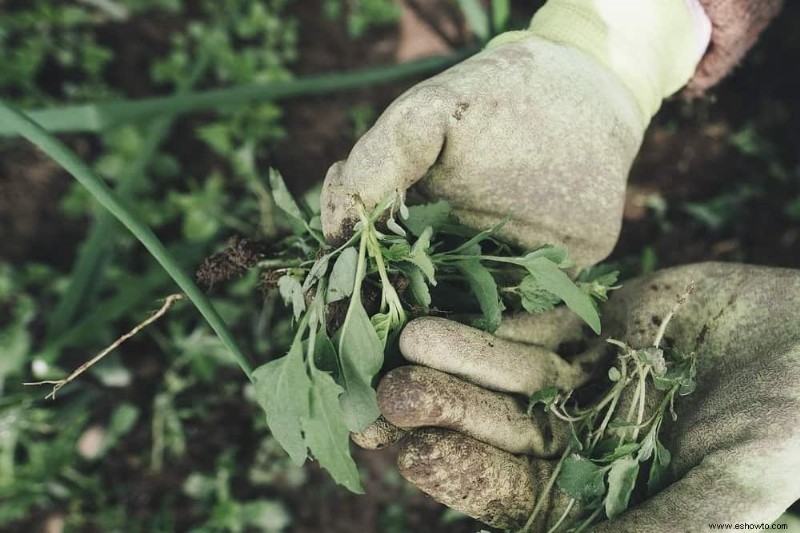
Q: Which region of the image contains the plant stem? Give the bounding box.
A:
[0,99,255,381]
[522,445,572,532]
[545,499,576,533]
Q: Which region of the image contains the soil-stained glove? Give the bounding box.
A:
[321,0,709,267]
[687,0,783,95]
[356,263,800,531]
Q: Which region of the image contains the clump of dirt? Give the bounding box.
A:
[196,236,269,289]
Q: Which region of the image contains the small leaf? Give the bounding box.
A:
[647,440,673,496]
[636,347,666,374]
[518,275,561,314]
[253,342,311,466]
[402,265,431,309]
[269,169,306,232]
[383,240,411,261]
[302,366,364,493]
[277,275,305,320]
[302,254,331,291]
[605,457,639,519]
[404,200,452,237]
[556,455,607,504]
[387,217,406,237]
[523,257,601,333]
[326,247,358,303]
[407,227,436,285]
[637,430,656,462]
[456,259,503,332]
[608,367,621,382]
[371,312,392,347]
[337,301,383,431]
[598,442,640,463]
[528,386,559,411]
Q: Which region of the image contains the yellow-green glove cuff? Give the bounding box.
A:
[489,0,702,122]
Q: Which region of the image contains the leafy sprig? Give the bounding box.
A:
[523,286,698,532]
[254,171,618,491]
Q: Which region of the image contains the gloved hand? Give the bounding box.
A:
[321,0,709,268]
[355,263,800,531]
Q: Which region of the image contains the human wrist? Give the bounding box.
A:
[493,0,710,122]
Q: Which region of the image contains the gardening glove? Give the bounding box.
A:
[321,0,711,267]
[687,0,783,95]
[355,262,800,531]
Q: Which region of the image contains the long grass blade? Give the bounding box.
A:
[0,49,476,135]
[0,100,255,381]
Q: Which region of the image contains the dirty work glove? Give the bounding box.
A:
[355,263,800,531]
[687,0,783,95]
[321,0,710,267]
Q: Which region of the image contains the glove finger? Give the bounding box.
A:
[378,366,569,457]
[399,317,587,396]
[397,428,557,530]
[320,87,451,243]
[350,415,406,450]
[495,307,589,351]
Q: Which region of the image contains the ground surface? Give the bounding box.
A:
[1,1,799,532]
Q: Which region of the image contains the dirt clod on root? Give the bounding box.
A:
[196,236,268,289]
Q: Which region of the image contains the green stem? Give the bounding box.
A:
[0,99,254,381]
[522,445,572,532]
[0,49,478,135]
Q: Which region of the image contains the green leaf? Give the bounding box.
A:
[253,342,311,466]
[450,217,509,255]
[337,300,383,431]
[523,245,570,267]
[557,455,607,505]
[383,240,411,261]
[577,265,619,303]
[608,367,621,382]
[301,366,364,493]
[269,168,306,232]
[647,439,672,496]
[312,328,339,377]
[371,312,392,347]
[404,200,452,237]
[518,275,560,314]
[528,386,559,411]
[456,259,503,332]
[407,226,436,285]
[523,257,601,334]
[302,254,331,291]
[637,430,656,462]
[277,275,305,320]
[387,217,406,237]
[402,264,431,309]
[326,247,358,303]
[598,442,641,463]
[458,0,489,40]
[605,457,639,519]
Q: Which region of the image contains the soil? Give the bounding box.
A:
[2,0,799,531]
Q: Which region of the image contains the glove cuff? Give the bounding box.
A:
[491,0,707,122]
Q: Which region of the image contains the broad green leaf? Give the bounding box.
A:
[301,366,364,493]
[326,247,358,303]
[518,275,560,314]
[404,200,452,237]
[407,226,436,285]
[277,275,305,320]
[337,301,383,431]
[402,264,431,309]
[269,169,306,232]
[523,257,601,333]
[605,457,639,519]
[253,342,311,466]
[557,455,607,505]
[457,259,503,332]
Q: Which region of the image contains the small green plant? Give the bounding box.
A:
[523,287,698,532]
[252,171,614,492]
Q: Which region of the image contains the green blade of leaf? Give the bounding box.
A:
[407,226,436,285]
[518,275,561,314]
[556,455,607,505]
[404,200,452,237]
[302,366,364,494]
[278,275,306,320]
[449,216,510,255]
[326,247,358,303]
[269,169,307,233]
[336,301,383,431]
[456,259,503,332]
[605,457,639,519]
[525,257,601,333]
[401,264,432,309]
[253,342,311,466]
